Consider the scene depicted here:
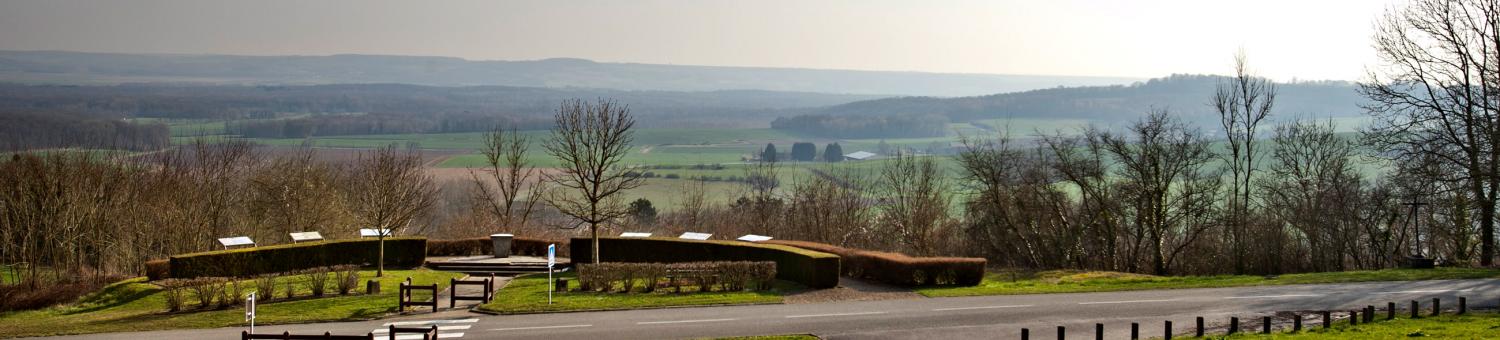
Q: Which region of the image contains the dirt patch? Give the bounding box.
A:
[783,277,922,304]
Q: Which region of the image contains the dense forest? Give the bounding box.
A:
[0,110,167,151]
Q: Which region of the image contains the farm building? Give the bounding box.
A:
[843,151,877,161]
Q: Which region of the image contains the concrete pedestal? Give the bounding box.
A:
[490,233,514,258]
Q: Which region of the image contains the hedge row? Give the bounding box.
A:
[167,238,426,279]
[570,237,839,288]
[576,261,776,293]
[765,240,985,286]
[427,236,570,258]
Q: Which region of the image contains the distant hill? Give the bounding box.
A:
[0,50,1139,97]
[776,74,1368,138]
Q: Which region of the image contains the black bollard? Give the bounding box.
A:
[1293,314,1302,332]
[1412,300,1420,318]
[1131,322,1139,340]
[1433,298,1441,316]
[1164,320,1173,340]
[1195,316,1204,337]
[1263,316,1271,334]
[1461,297,1468,314]
[1388,302,1396,320]
[1229,317,1239,334]
[1021,328,1029,340]
[1096,323,1104,340]
[1057,326,1065,340]
[1322,311,1331,329]
[1365,306,1374,323]
[1350,310,1358,326]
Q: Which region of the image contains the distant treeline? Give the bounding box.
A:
[0,110,168,151]
[225,113,551,138]
[770,113,949,138]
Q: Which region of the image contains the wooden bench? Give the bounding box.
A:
[385,325,439,340]
[398,278,438,313]
[241,331,374,340]
[449,275,494,308]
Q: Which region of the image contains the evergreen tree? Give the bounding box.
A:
[762,143,778,162]
[790,142,817,161]
[628,198,657,225]
[823,143,844,162]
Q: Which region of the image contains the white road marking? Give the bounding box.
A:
[489,324,594,331]
[1078,299,1176,305]
[1224,294,1322,299]
[1374,289,1474,294]
[374,325,472,333]
[786,311,887,318]
[383,318,480,326]
[392,333,464,340]
[932,305,1033,311]
[636,318,737,325]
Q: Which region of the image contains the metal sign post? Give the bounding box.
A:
[547,244,556,305]
[245,292,256,333]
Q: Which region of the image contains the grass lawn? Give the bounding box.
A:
[0,269,465,339]
[1215,312,1500,339]
[476,272,800,314]
[917,268,1500,298]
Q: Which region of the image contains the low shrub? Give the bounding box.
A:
[168,238,425,279]
[253,274,277,301]
[572,237,838,288]
[427,236,569,257]
[144,259,170,281]
[577,261,776,293]
[159,279,189,312]
[302,267,330,297]
[187,277,224,309]
[331,265,360,295]
[765,240,986,286]
[221,279,242,308]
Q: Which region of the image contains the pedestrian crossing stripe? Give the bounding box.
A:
[382,318,479,326]
[373,325,472,333]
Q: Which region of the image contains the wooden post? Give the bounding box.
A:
[1388,302,1396,320]
[1263,316,1271,334]
[1349,310,1358,325]
[1095,323,1103,340]
[1322,311,1331,328]
[1131,322,1139,339]
[1163,320,1172,340]
[1411,300,1419,318]
[1365,306,1374,323]
[449,278,457,308]
[1293,313,1302,332]
[1021,328,1028,340]
[1056,326,1065,340]
[1229,317,1238,334]
[1432,298,1441,316]
[1195,316,1204,337]
[1460,297,1468,314]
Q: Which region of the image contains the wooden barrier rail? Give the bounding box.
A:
[449,275,494,308]
[399,277,438,313]
[386,325,439,340]
[241,331,374,340]
[1024,296,1476,339]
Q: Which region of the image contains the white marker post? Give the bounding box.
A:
[547,244,556,305]
[245,292,256,334]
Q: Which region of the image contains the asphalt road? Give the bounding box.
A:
[40,279,1500,340]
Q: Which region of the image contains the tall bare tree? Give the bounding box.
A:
[469,126,546,231]
[877,151,953,256]
[1363,0,1500,265]
[1097,110,1220,275]
[1214,51,1276,274]
[344,146,437,277]
[543,99,643,264]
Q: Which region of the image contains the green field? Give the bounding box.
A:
[476,272,797,314]
[0,269,464,338]
[916,268,1500,298]
[1217,312,1500,339]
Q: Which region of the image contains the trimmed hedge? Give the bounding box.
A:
[766,240,986,286]
[144,259,170,281]
[167,238,426,279]
[571,237,839,289]
[427,236,570,257]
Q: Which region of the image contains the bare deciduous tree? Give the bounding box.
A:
[344,146,437,277]
[469,126,546,231]
[877,151,953,256]
[1097,110,1220,275]
[543,99,643,264]
[1214,51,1276,274]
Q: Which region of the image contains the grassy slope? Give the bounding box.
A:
[0,269,464,338]
[476,272,797,314]
[1216,312,1500,339]
[917,268,1500,298]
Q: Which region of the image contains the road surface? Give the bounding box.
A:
[38,279,1500,340]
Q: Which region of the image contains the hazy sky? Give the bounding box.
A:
[0,0,1394,81]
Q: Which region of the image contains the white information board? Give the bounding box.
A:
[678,232,712,240]
[737,234,773,242]
[620,232,653,238]
[217,236,254,249]
[289,232,323,243]
[358,229,390,238]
